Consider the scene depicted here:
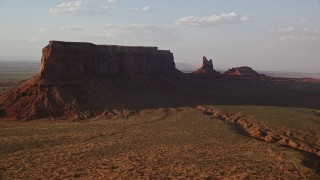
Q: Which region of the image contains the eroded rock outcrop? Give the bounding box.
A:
[0,41,184,119]
[192,56,221,76]
[224,66,265,77]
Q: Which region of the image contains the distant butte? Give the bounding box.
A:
[192,56,221,76]
[224,66,265,77]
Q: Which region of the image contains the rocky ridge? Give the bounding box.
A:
[196,105,320,158]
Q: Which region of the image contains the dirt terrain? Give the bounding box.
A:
[1,107,320,179]
[0,61,39,94]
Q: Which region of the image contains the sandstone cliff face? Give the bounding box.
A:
[224,66,265,77]
[0,41,183,119]
[40,41,176,81]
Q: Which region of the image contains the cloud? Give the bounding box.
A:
[280,35,319,43]
[28,37,40,43]
[102,24,132,37]
[278,26,294,33]
[50,0,119,16]
[108,0,120,3]
[272,26,320,45]
[103,24,175,38]
[61,26,85,31]
[39,28,46,32]
[175,12,250,27]
[50,0,86,16]
[82,24,178,44]
[301,18,308,22]
[130,5,150,12]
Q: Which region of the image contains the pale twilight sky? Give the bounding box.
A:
[0,0,319,72]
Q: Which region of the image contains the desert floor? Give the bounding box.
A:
[1,106,320,179]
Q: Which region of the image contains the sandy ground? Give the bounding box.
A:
[1,107,319,179]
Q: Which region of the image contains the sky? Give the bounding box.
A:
[0,0,320,72]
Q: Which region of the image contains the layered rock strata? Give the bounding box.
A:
[40,41,176,81]
[0,41,182,119]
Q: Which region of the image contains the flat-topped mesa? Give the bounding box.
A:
[0,41,184,119]
[40,41,176,81]
[224,66,265,77]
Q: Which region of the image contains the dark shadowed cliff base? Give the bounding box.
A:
[0,41,320,179]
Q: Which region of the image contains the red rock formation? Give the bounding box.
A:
[192,56,221,76]
[0,41,182,120]
[40,41,176,81]
[224,66,265,77]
